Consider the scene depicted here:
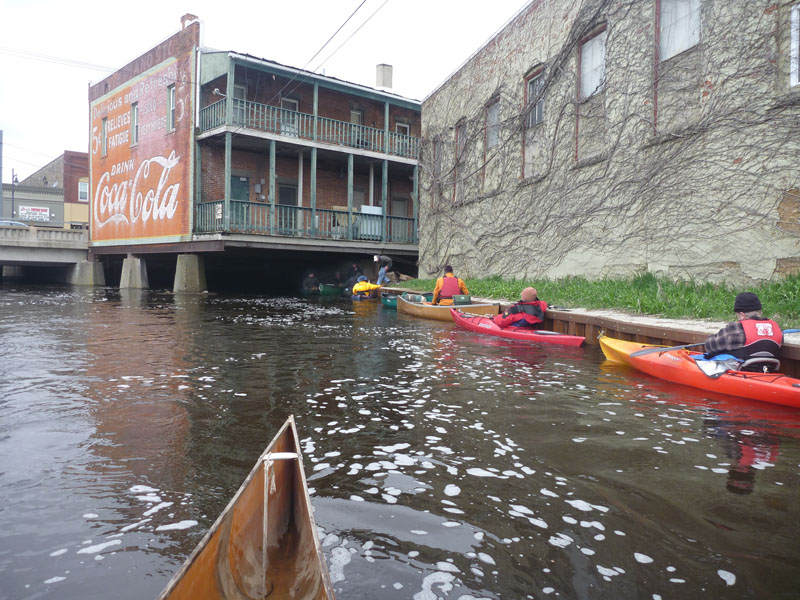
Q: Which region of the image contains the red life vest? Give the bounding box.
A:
[439,275,462,299]
[739,319,782,359]
[495,300,547,328]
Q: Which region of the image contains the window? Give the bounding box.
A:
[396,122,410,136]
[350,109,363,125]
[101,117,108,155]
[280,97,299,137]
[580,29,607,100]
[233,84,246,124]
[660,0,700,61]
[78,180,89,203]
[455,120,467,160]
[526,71,544,127]
[485,101,500,149]
[167,85,176,131]
[130,102,139,145]
[792,4,799,87]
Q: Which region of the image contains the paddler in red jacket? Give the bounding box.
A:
[432,265,469,305]
[493,287,548,328]
[703,292,783,370]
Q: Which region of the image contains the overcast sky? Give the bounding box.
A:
[0,0,528,183]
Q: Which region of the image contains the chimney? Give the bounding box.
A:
[181,14,199,29]
[376,64,393,90]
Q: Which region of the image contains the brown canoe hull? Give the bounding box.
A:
[158,416,335,600]
[397,294,499,322]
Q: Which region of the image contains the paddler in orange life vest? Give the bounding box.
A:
[703,292,783,370]
[493,287,548,328]
[432,265,469,305]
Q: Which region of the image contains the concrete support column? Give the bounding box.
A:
[120,255,149,289]
[68,261,106,286]
[174,254,207,293]
[310,147,317,235]
[381,159,388,242]
[347,153,354,240]
[269,140,276,234]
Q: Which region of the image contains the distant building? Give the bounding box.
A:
[419,0,800,285]
[16,151,89,229]
[87,15,420,290]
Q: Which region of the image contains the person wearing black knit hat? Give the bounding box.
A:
[703,292,783,370]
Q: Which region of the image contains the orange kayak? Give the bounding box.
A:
[599,335,800,408]
[157,416,335,600]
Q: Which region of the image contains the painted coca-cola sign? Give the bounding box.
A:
[89,32,195,244]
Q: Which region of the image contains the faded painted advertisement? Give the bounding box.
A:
[90,46,194,244]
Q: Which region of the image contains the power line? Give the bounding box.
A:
[312,0,391,73]
[0,46,114,73]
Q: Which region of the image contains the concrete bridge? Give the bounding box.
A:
[0,226,104,285]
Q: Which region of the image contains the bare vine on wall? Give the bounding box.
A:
[418,0,800,282]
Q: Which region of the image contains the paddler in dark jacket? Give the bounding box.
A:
[432,265,469,305]
[493,287,547,328]
[704,292,782,369]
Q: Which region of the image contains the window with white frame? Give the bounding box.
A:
[526,71,544,127]
[78,181,89,203]
[130,102,139,145]
[485,101,500,149]
[167,85,176,131]
[660,0,700,61]
[791,4,799,87]
[580,29,607,100]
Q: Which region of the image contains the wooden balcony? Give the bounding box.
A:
[195,200,417,245]
[199,99,419,160]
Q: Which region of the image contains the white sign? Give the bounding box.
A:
[19,206,50,221]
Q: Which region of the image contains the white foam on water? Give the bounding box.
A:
[597,565,620,578]
[437,561,460,573]
[156,520,198,531]
[129,485,158,494]
[328,545,352,584]
[143,502,173,516]
[49,549,68,557]
[580,547,595,555]
[120,518,151,532]
[444,484,461,497]
[477,552,496,565]
[77,540,121,554]
[510,505,534,515]
[566,499,609,513]
[136,494,162,503]
[563,516,578,525]
[635,553,654,563]
[543,587,555,594]
[414,571,455,600]
[443,507,464,514]
[541,489,559,498]
[411,530,428,535]
[548,533,574,548]
[350,495,364,502]
[83,513,99,519]
[442,521,460,528]
[718,570,736,585]
[466,468,498,478]
[44,576,66,584]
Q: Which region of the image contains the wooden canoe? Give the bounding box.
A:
[157,416,335,600]
[396,293,499,322]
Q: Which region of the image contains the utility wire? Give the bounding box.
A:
[0,46,114,73]
[311,0,391,73]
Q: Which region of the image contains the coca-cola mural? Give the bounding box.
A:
[90,41,194,244]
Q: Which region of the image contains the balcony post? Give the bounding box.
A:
[224,132,232,231]
[269,140,276,235]
[225,60,234,127]
[381,159,388,242]
[412,165,418,242]
[313,83,318,142]
[347,153,353,240]
[311,147,317,236]
[383,101,389,154]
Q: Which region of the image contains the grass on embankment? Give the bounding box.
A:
[394,273,800,328]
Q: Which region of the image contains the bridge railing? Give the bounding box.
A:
[0,226,88,247]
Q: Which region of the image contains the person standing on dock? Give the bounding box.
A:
[375,255,393,285]
[432,265,469,305]
[493,287,547,328]
[703,292,783,370]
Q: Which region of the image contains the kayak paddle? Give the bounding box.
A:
[630,328,800,358]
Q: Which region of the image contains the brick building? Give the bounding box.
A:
[88,15,420,290]
[419,0,800,285]
[13,151,89,228]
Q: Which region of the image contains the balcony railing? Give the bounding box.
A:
[199,99,419,160]
[195,200,417,244]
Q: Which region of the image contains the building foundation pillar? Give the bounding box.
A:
[173,254,207,293]
[120,255,149,289]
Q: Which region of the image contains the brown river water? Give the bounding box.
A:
[1,285,799,599]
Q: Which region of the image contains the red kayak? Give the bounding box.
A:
[450,309,585,347]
